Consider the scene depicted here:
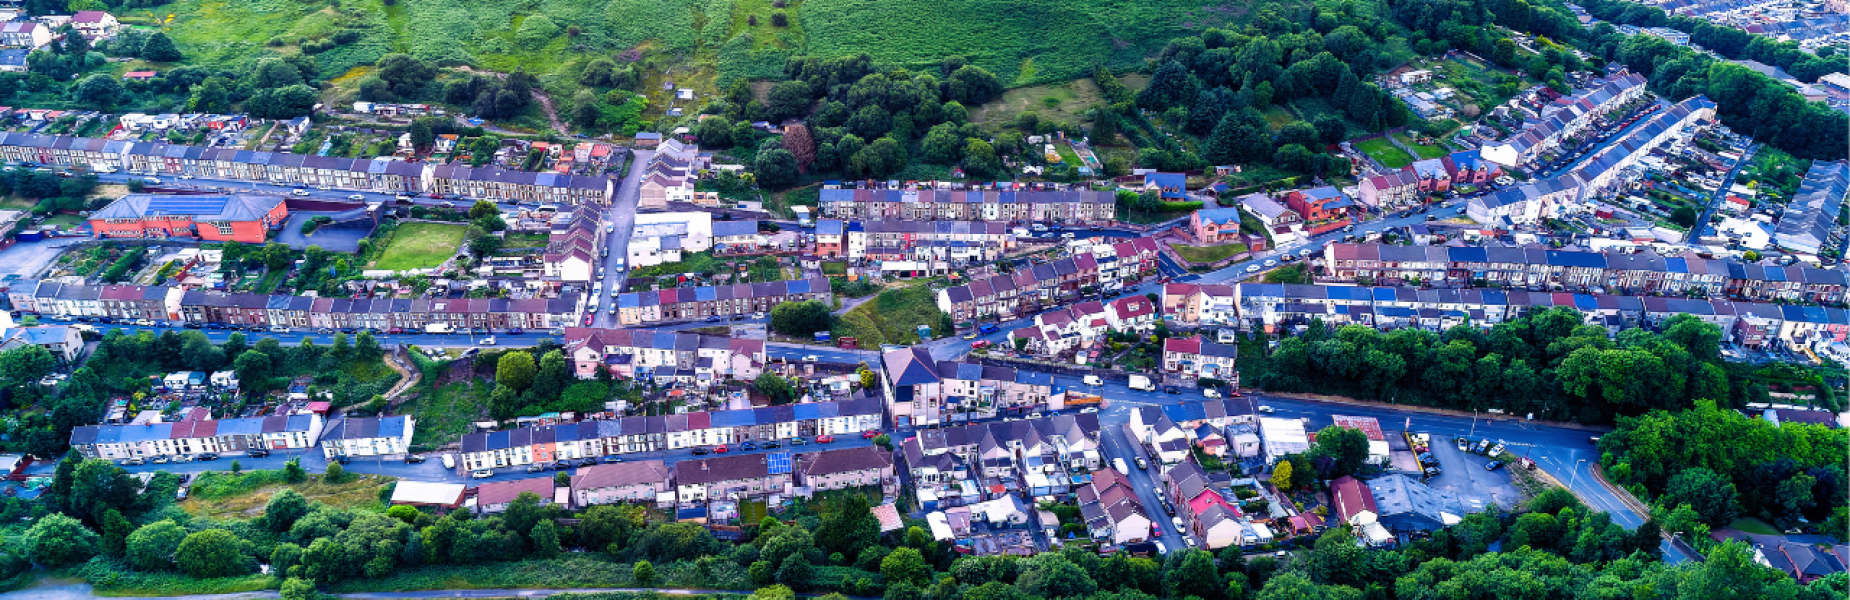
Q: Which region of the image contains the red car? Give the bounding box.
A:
[714,445,728,454]
[861,430,879,439]
[817,435,834,444]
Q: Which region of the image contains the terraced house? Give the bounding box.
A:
[819,188,1117,224]
[70,409,324,459]
[455,397,884,471]
[1478,70,1648,168]
[611,278,830,326]
[935,238,1161,322]
[562,327,765,383]
[881,348,1057,428]
[1320,242,1844,302]
[0,133,613,204]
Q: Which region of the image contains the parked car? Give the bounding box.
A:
[121,457,146,466]
[247,449,269,458]
[1484,460,1505,471]
[817,435,834,444]
[405,455,427,464]
[527,463,545,473]
[691,448,709,455]
[861,431,879,439]
[714,445,729,454]
[790,437,807,445]
[471,470,495,479]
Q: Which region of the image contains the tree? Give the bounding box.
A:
[770,300,832,336]
[266,489,310,531]
[783,124,815,173]
[73,74,124,109]
[233,350,273,389]
[28,513,99,567]
[1270,461,1295,490]
[1309,425,1371,479]
[767,80,813,121]
[68,458,136,522]
[1305,527,1365,586]
[1163,550,1222,599]
[280,578,318,600]
[1670,205,1698,228]
[872,434,892,450]
[755,148,799,188]
[176,529,250,578]
[467,228,503,260]
[497,351,536,391]
[754,372,798,405]
[816,494,880,558]
[139,31,182,62]
[943,65,1003,104]
[531,521,562,559]
[100,509,132,556]
[408,119,434,150]
[881,547,932,587]
[282,458,307,483]
[0,344,56,384]
[127,519,187,571]
[633,560,658,586]
[1662,467,1740,526]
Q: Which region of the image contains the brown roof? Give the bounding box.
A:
[673,453,772,485]
[797,446,893,478]
[571,460,670,491]
[474,476,555,506]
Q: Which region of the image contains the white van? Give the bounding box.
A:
[1083,375,1103,386]
[441,454,456,469]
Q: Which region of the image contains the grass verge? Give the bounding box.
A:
[77,558,277,597]
[1171,242,1248,264]
[405,378,491,449]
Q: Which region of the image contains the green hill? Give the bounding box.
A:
[155,0,1249,86]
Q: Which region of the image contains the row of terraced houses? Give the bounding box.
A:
[4,280,583,330]
[819,188,1118,224]
[934,237,1164,322]
[0,133,612,205]
[1320,242,1850,302]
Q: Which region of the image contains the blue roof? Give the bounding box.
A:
[1479,290,1507,305]
[618,294,640,308]
[695,287,717,301]
[710,410,755,428]
[1546,251,1606,269]
[1372,287,1398,302]
[486,430,511,451]
[1665,257,1688,273]
[1195,207,1244,226]
[377,416,406,440]
[1145,172,1187,199]
[120,423,173,443]
[1448,247,1487,263]
[792,404,822,421]
[787,279,811,294]
[1378,307,1418,317]
[215,418,264,436]
[1015,371,1052,386]
[1573,294,1598,310]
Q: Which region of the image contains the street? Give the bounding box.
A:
[595,151,652,327]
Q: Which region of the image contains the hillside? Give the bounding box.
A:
[152,0,1252,87]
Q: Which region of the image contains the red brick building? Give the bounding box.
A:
[89,194,287,244]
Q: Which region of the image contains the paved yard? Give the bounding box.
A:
[0,239,78,278]
[1425,435,1523,511]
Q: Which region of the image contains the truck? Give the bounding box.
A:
[424,323,454,335]
[90,162,117,174]
[1128,375,1155,391]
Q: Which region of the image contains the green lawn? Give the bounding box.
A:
[1355,137,1415,169]
[254,269,287,293]
[1393,132,1449,160]
[501,232,550,249]
[1729,517,1782,536]
[40,214,85,230]
[373,222,466,271]
[833,286,949,346]
[1172,242,1248,264]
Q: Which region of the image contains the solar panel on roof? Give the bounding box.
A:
[145,196,230,215]
[767,451,792,475]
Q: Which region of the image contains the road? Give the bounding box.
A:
[595,151,651,327]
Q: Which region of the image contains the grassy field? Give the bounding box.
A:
[183,469,394,520]
[1354,137,1415,169]
[1393,131,1449,160]
[324,556,751,593]
[1171,242,1248,264]
[972,78,1107,129]
[834,285,948,346]
[1729,516,1783,536]
[373,222,466,271]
